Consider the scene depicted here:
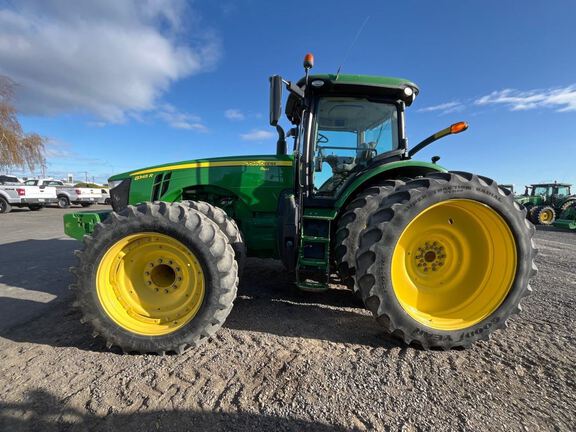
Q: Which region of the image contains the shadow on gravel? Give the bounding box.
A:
[0,389,355,432]
[226,258,399,348]
[535,225,576,233]
[0,238,76,294]
[0,251,397,351]
[0,239,77,334]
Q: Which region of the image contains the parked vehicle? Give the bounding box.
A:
[515,182,575,225]
[98,188,111,205]
[24,179,102,209]
[0,182,57,213]
[0,174,24,185]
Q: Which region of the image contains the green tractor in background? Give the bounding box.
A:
[516,182,576,226]
[64,54,537,354]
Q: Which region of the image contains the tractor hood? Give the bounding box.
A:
[108,154,294,183]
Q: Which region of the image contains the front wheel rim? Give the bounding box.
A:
[540,209,553,223]
[96,232,205,336]
[391,199,517,331]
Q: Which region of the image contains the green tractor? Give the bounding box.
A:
[516,182,576,225]
[64,55,537,353]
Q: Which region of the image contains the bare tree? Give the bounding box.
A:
[0,76,46,172]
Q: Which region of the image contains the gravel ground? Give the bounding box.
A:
[0,208,574,431]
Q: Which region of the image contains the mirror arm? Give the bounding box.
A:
[283,79,305,99]
[276,125,287,155]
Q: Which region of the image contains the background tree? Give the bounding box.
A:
[0,76,46,173]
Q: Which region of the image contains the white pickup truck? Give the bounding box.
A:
[23,179,102,209]
[0,179,58,213]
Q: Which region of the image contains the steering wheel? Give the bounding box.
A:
[316,133,329,144]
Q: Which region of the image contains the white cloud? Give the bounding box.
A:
[475,86,576,112]
[418,101,465,114]
[0,0,221,122]
[156,104,207,132]
[240,129,274,141]
[224,109,245,121]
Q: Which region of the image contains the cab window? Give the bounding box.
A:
[312,97,398,195]
[533,186,549,196]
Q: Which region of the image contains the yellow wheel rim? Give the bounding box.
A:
[96,233,205,336]
[539,209,553,223]
[391,199,517,331]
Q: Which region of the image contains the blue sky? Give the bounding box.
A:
[1,0,575,188]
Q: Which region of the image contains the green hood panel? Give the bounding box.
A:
[108,154,294,182]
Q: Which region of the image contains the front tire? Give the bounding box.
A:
[181,200,246,276]
[70,201,238,354]
[356,172,537,349]
[535,205,556,225]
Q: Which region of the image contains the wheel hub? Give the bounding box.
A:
[143,260,182,293]
[414,241,446,272]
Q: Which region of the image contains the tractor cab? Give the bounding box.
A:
[527,182,571,198]
[269,54,469,290]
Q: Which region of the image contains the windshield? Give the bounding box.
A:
[313,97,399,195]
[533,186,549,196]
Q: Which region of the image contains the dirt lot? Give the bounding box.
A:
[0,207,574,431]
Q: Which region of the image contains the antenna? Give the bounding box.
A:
[336,16,370,79]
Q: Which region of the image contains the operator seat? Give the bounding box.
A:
[356,141,377,164]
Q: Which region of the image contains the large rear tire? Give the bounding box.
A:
[334,180,403,292]
[356,172,537,349]
[181,200,246,276]
[70,201,238,354]
[560,199,576,213]
[527,205,539,224]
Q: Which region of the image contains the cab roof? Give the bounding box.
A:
[299,74,419,93]
[286,73,419,124]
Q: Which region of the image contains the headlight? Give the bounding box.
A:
[108,179,124,189]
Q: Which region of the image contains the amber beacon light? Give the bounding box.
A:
[303,53,314,70]
[450,121,469,134]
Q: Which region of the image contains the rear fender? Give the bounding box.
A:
[335,161,446,210]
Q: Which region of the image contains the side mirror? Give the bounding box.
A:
[269,75,283,126]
